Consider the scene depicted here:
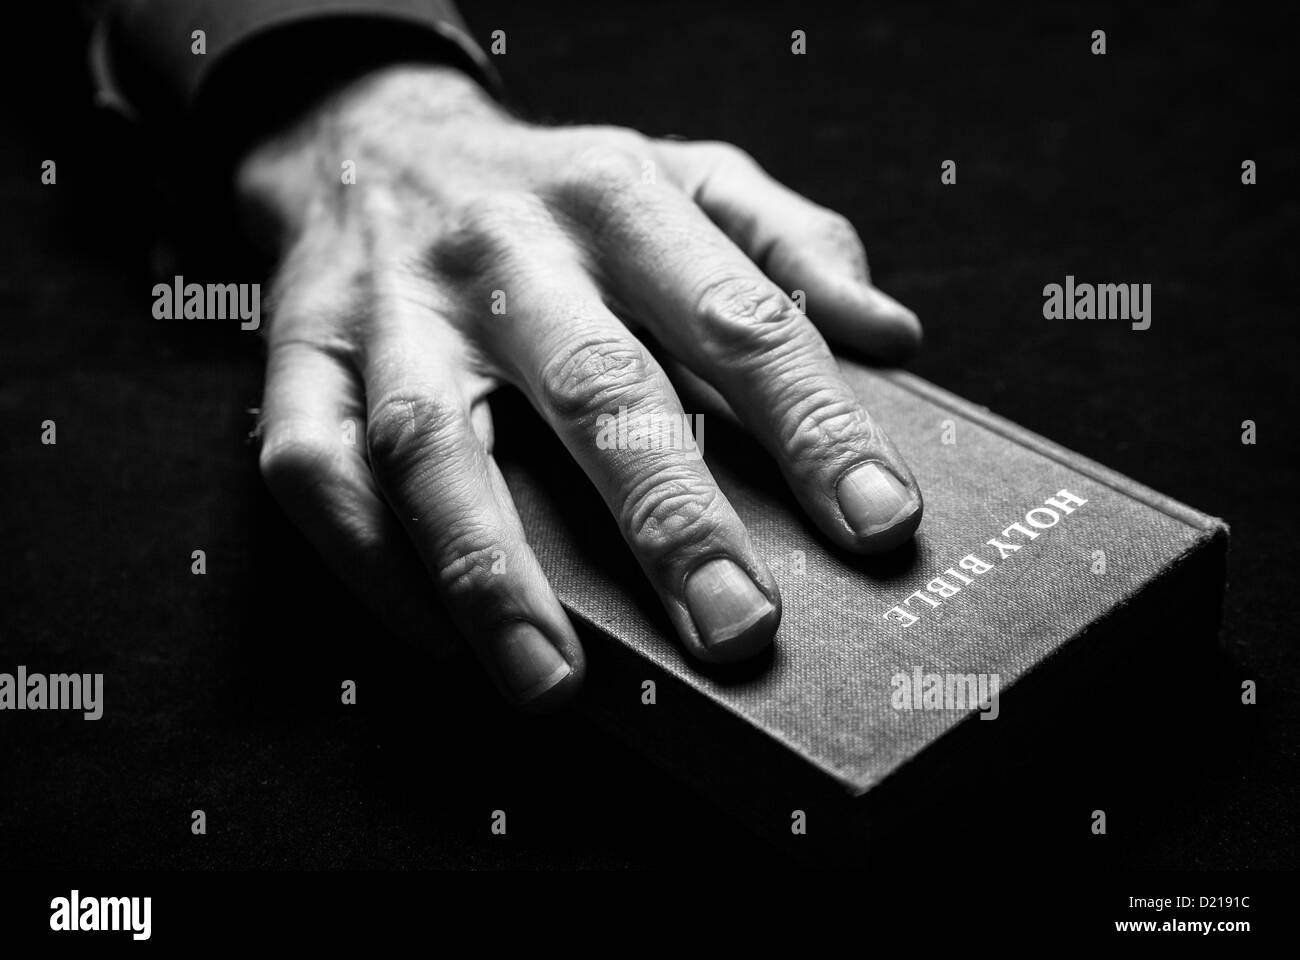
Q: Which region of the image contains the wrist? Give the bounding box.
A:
[328,63,507,129]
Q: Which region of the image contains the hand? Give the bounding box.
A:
[239,64,923,710]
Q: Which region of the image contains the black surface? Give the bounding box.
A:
[1,1,1295,869]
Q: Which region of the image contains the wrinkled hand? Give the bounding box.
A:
[239,64,923,710]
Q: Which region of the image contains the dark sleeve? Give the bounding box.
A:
[92,0,500,133]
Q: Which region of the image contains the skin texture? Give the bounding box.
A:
[238,63,924,711]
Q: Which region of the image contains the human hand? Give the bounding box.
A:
[239,64,923,710]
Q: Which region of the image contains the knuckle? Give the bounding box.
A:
[550,136,655,231]
[620,469,724,563]
[779,389,877,464]
[431,526,510,606]
[568,137,653,187]
[433,191,554,270]
[812,210,868,269]
[694,274,807,360]
[816,211,864,252]
[268,266,352,334]
[673,141,760,197]
[365,391,464,477]
[258,425,339,497]
[696,140,756,172]
[537,335,652,423]
[457,191,553,235]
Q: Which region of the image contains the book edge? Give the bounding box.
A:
[842,520,1228,799]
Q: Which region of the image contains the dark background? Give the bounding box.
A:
[1,1,1295,869]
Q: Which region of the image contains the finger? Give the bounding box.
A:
[554,149,922,553]
[659,140,921,362]
[457,197,780,663]
[258,336,459,656]
[361,287,584,710]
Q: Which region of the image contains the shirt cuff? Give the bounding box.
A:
[92,0,500,126]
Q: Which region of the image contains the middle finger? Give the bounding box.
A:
[554,151,923,553]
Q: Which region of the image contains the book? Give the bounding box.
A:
[494,360,1229,863]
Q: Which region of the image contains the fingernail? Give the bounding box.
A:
[684,558,776,656]
[486,622,571,706]
[837,461,918,539]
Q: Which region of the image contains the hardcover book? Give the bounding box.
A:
[495,360,1229,862]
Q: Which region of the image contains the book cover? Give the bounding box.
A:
[495,358,1229,862]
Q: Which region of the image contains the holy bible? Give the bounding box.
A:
[495,361,1228,863]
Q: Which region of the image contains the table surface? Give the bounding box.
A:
[1,0,1295,869]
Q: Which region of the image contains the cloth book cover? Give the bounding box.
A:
[496,360,1229,859]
